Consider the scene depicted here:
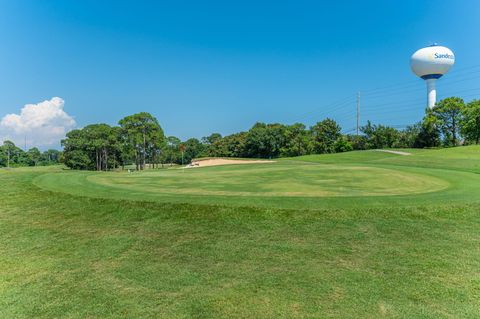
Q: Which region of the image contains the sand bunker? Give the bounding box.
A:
[374,149,411,156]
[189,158,275,168]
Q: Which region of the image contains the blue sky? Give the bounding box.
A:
[0,0,479,148]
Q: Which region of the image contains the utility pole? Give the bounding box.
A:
[7,148,10,168]
[24,136,27,151]
[356,92,360,136]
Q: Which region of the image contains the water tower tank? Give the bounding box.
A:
[410,44,455,108]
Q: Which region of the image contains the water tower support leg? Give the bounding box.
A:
[426,79,437,109]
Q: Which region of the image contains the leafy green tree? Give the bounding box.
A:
[206,137,229,157]
[0,140,26,167]
[345,135,368,150]
[227,132,247,157]
[461,99,480,144]
[109,126,125,169]
[334,136,353,153]
[27,147,42,166]
[211,132,247,158]
[0,141,14,167]
[361,121,400,149]
[310,118,341,154]
[63,149,91,170]
[280,123,311,157]
[183,138,205,163]
[41,149,61,165]
[432,97,464,146]
[116,125,135,169]
[62,129,93,169]
[414,112,441,148]
[62,124,120,170]
[201,133,223,156]
[202,133,222,146]
[396,123,421,148]
[0,145,5,167]
[82,124,114,171]
[160,136,181,166]
[244,123,286,158]
[119,112,165,170]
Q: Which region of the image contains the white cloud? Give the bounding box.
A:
[0,97,76,148]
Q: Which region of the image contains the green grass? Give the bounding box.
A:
[1,146,480,318]
[33,147,480,209]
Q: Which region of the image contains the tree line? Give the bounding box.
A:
[59,97,480,170]
[0,141,61,168]
[61,112,165,170]
[3,96,479,170]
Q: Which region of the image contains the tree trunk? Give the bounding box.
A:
[143,131,146,170]
[105,148,108,171]
[476,117,480,145]
[452,119,457,146]
[135,149,139,171]
[96,150,99,171]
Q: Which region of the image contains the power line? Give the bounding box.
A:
[290,95,354,124]
[287,63,480,131]
[374,90,480,110]
[363,70,480,100]
[342,128,356,134]
[361,63,480,95]
[361,88,480,112]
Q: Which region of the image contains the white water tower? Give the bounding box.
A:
[410,44,455,108]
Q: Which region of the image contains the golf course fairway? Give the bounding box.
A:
[1,146,480,318]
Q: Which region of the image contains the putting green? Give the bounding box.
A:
[86,164,447,197]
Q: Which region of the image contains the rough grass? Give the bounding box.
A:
[1,146,480,318]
